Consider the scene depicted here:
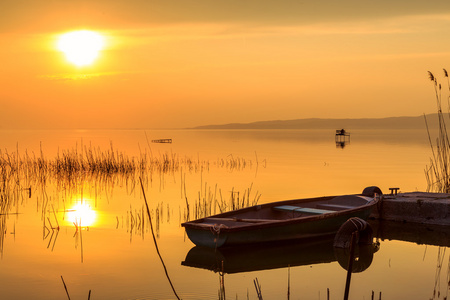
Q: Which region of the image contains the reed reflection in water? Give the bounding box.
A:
[0,129,447,299]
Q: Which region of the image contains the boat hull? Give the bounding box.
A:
[184,206,374,248]
[182,187,382,248]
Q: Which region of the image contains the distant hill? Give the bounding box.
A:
[191,114,442,130]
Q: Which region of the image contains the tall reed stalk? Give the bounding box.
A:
[425,70,450,193]
[139,178,181,300]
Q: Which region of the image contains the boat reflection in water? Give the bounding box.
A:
[182,236,380,274]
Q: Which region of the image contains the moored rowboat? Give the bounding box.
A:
[181,186,382,248]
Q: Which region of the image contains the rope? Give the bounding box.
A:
[349,217,367,232]
[211,223,227,235]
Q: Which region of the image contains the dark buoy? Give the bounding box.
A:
[333,217,373,248]
[361,186,383,197]
[335,217,375,300]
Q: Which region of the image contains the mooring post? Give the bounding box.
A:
[343,231,357,300]
[388,187,399,195]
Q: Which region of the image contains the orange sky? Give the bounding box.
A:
[1,1,450,129]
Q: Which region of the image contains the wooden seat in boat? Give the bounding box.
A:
[205,217,277,223]
[273,205,335,214]
[316,203,355,210]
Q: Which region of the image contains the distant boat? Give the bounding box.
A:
[151,139,172,143]
[182,186,382,248]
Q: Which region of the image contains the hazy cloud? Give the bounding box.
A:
[39,72,122,81]
[2,0,450,33]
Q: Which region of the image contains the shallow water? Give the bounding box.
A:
[0,128,448,299]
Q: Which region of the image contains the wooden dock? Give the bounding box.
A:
[370,191,450,226]
[151,139,172,144]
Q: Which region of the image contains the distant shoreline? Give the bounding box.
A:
[190,114,441,130]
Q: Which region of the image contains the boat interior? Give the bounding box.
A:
[197,195,373,227]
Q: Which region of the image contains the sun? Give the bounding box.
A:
[67,202,97,227]
[57,30,104,67]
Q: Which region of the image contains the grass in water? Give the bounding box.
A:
[425,69,450,192]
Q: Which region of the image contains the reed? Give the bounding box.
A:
[184,182,261,222]
[0,141,258,256]
[425,70,450,192]
[43,203,60,251]
[139,177,181,300]
[218,261,226,300]
[287,265,290,300]
[431,247,448,299]
[216,154,252,172]
[61,275,71,300]
[126,204,153,239]
[0,142,254,200]
[253,277,263,300]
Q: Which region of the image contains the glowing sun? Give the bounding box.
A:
[67,203,97,227]
[57,30,104,66]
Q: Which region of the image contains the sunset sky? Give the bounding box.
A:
[2,0,450,129]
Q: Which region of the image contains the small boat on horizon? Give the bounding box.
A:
[181,186,382,248]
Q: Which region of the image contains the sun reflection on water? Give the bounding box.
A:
[67,202,96,227]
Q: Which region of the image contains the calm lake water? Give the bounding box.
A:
[0,129,448,299]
